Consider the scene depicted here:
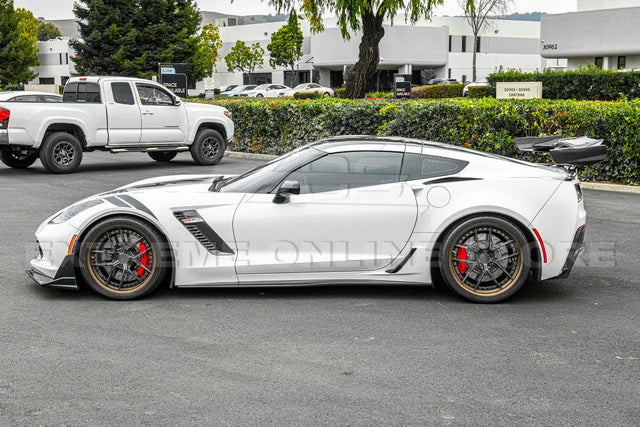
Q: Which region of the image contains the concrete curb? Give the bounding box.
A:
[224,151,640,195]
[581,182,640,195]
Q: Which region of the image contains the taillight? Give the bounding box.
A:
[0,107,9,129]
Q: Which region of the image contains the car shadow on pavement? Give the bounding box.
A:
[0,160,199,176]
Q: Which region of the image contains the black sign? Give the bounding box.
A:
[394,74,412,99]
[158,63,188,98]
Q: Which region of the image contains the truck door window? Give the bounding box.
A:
[111,82,135,105]
[135,84,174,106]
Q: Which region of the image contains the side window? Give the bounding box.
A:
[63,82,78,102]
[285,151,403,194]
[136,84,174,106]
[111,82,135,105]
[401,153,468,180]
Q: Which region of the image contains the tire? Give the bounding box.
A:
[78,216,171,300]
[189,129,225,166]
[40,132,83,174]
[256,94,263,98]
[0,147,38,169]
[323,92,331,98]
[148,151,177,162]
[438,216,530,303]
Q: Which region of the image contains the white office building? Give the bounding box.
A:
[30,37,77,86]
[541,0,640,70]
[213,15,544,89]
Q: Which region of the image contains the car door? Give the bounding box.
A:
[105,81,142,145]
[134,82,188,144]
[232,150,418,276]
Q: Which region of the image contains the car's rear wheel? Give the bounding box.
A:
[323,92,331,98]
[439,217,529,303]
[190,129,225,166]
[256,94,263,97]
[148,151,177,162]
[0,147,38,169]
[40,132,83,174]
[78,216,170,300]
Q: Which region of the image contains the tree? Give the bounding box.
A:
[265,0,475,98]
[460,0,512,82]
[267,10,303,86]
[0,1,39,87]
[71,0,203,81]
[190,24,223,80]
[37,20,62,41]
[225,41,264,84]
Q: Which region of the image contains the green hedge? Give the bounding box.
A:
[198,98,640,184]
[293,91,321,100]
[467,85,493,98]
[489,68,640,101]
[412,84,464,99]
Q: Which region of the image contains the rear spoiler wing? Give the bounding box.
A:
[514,136,606,166]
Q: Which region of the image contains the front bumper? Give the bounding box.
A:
[27,254,78,290]
[555,225,586,279]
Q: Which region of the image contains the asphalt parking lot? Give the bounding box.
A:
[1,152,639,426]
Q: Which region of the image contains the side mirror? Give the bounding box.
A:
[174,97,181,106]
[273,180,300,204]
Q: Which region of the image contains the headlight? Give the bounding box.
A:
[49,199,104,224]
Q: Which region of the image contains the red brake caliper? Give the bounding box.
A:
[137,241,150,278]
[457,245,468,274]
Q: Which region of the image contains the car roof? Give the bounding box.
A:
[66,76,159,85]
[0,91,62,100]
[310,135,479,155]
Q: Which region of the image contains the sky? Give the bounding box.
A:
[14,0,578,20]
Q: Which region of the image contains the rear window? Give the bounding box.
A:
[63,82,101,103]
[401,153,468,180]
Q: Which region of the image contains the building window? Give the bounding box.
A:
[476,37,481,53]
[449,35,452,52]
[595,57,603,69]
[61,76,69,85]
[39,77,55,85]
[618,56,626,70]
[462,75,467,83]
[462,36,467,53]
[448,68,452,79]
[65,53,69,65]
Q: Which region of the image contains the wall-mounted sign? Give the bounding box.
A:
[158,63,188,98]
[204,77,215,100]
[394,74,412,99]
[496,82,543,99]
[542,43,558,51]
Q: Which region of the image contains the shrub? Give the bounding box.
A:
[293,91,321,100]
[365,91,394,99]
[203,97,640,185]
[489,67,640,100]
[467,85,493,98]
[335,88,346,98]
[412,84,464,99]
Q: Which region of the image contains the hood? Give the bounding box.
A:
[101,174,237,195]
[183,102,228,114]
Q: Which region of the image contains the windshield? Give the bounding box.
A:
[254,84,269,90]
[294,84,307,89]
[234,85,250,91]
[218,146,323,193]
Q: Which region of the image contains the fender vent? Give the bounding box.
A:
[174,211,234,254]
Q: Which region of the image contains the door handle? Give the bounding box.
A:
[142,111,154,115]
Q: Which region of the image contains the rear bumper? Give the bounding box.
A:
[27,254,78,290]
[553,224,586,279]
[0,130,8,146]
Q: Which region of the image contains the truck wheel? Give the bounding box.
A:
[148,151,177,162]
[190,129,225,166]
[0,147,38,169]
[40,133,83,174]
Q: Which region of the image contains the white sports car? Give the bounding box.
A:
[27,136,606,302]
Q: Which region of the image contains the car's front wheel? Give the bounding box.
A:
[190,129,225,166]
[323,92,331,98]
[0,147,38,169]
[78,216,170,300]
[439,216,530,303]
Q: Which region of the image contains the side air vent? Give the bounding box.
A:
[174,211,234,254]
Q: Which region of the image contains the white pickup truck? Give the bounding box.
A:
[0,76,234,173]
